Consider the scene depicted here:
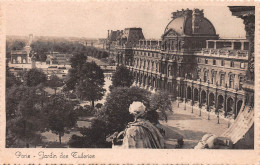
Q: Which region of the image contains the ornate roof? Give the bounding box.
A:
[163,9,217,37]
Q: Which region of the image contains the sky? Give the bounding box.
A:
[5,2,246,39]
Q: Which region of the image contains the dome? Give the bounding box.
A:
[164,9,216,36]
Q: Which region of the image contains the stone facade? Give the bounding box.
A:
[106,8,254,119]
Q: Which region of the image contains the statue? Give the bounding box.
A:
[112,102,165,148]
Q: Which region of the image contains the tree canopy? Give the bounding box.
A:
[75,62,105,107]
[111,65,134,89]
[44,95,78,144]
[47,74,64,95]
[23,68,47,87]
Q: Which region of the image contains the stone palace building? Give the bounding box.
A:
[105,8,255,122]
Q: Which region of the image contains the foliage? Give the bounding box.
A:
[74,105,95,117]
[70,52,87,70]
[6,60,20,88]
[68,119,111,148]
[149,91,173,122]
[23,68,47,87]
[6,84,47,147]
[75,62,105,107]
[69,86,173,148]
[47,74,64,95]
[110,65,134,89]
[44,95,78,144]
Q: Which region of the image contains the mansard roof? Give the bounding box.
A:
[163,8,217,37]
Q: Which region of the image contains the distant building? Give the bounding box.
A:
[106,28,145,65]
[10,34,33,64]
[46,52,73,65]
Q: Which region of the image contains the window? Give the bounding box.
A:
[213,59,216,65]
[221,60,225,66]
[229,75,234,88]
[156,63,158,72]
[220,74,225,86]
[204,71,208,82]
[205,58,208,64]
[240,62,245,69]
[211,72,216,84]
[197,58,201,63]
[230,61,234,67]
[239,76,244,90]
[151,62,154,71]
[143,60,146,69]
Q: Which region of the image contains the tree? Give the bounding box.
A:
[47,74,64,95]
[23,68,47,87]
[6,60,20,88]
[70,52,87,70]
[110,65,134,89]
[149,91,173,123]
[75,62,105,108]
[6,85,47,147]
[65,52,87,91]
[10,41,26,51]
[44,95,77,144]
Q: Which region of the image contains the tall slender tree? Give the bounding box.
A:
[76,61,105,107]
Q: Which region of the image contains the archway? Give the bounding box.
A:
[217,95,224,112]
[23,58,26,64]
[194,88,199,102]
[143,75,147,86]
[17,56,22,63]
[148,76,151,87]
[237,100,243,115]
[187,86,192,100]
[152,78,156,88]
[201,90,207,106]
[209,93,215,111]
[227,97,234,115]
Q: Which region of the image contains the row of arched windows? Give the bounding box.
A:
[134,58,159,72]
[200,69,245,89]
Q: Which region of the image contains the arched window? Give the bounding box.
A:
[239,76,244,90]
[220,73,225,86]
[230,61,234,67]
[156,63,158,72]
[151,61,154,71]
[221,60,225,66]
[168,65,172,77]
[229,74,234,88]
[213,59,216,65]
[205,58,208,64]
[143,60,146,69]
[204,71,208,82]
[211,71,216,84]
[147,60,150,70]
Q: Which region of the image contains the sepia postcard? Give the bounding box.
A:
[0,0,259,164]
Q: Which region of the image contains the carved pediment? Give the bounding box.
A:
[162,28,181,38]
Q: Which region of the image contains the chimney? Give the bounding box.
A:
[192,9,204,34]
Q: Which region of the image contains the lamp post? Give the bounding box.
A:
[199,79,202,117]
[216,82,220,124]
[184,74,187,110]
[191,80,194,113]
[207,80,210,120]
[224,83,228,117]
